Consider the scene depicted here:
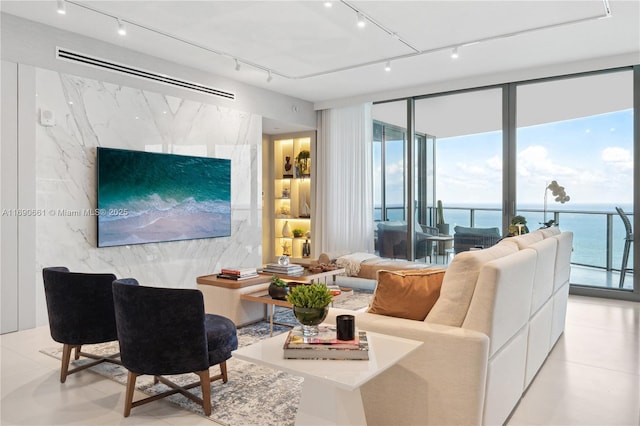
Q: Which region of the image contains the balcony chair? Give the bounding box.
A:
[42,267,121,383]
[377,221,437,261]
[453,226,502,254]
[112,279,238,417]
[615,207,634,288]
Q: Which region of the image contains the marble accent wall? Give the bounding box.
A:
[34,68,262,324]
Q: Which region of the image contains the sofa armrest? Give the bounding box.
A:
[326,308,489,425]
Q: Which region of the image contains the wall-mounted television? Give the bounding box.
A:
[97,147,231,247]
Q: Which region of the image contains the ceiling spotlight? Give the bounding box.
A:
[117,18,127,36]
[324,1,333,7]
[234,59,241,71]
[451,47,459,59]
[266,71,273,82]
[356,12,366,28]
[56,0,66,15]
[384,61,391,72]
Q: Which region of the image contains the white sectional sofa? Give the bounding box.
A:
[326,227,573,426]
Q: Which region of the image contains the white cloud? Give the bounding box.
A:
[601,147,633,170]
[518,145,577,179]
[486,155,502,170]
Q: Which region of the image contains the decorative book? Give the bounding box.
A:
[217,273,259,281]
[218,267,258,280]
[220,267,258,277]
[282,327,369,360]
[262,264,305,276]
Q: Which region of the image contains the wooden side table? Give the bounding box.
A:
[196,274,271,326]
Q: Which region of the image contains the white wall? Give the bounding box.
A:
[30,68,263,327]
[1,13,316,331]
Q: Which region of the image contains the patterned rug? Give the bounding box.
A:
[40,289,372,426]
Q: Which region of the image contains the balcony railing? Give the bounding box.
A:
[377,205,633,273]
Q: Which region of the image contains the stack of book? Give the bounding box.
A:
[217,267,259,281]
[282,326,369,360]
[262,263,305,276]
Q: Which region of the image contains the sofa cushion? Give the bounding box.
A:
[425,242,518,326]
[527,238,557,315]
[508,231,544,249]
[539,226,561,238]
[317,251,350,264]
[368,269,445,321]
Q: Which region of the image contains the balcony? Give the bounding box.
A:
[451,206,634,290]
[377,205,634,290]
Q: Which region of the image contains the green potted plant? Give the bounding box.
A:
[268,275,289,301]
[509,215,529,236]
[286,283,333,336]
[292,228,305,238]
[436,199,450,235]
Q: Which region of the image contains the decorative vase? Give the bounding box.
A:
[268,283,289,301]
[293,306,329,336]
[302,240,311,258]
[282,221,292,238]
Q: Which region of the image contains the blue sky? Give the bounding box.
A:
[434,109,634,208]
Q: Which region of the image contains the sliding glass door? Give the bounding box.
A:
[516,70,634,291]
[371,66,637,298]
[415,88,503,235]
[372,101,435,261]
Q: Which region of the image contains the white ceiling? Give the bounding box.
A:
[1,0,639,107]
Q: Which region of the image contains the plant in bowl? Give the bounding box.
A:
[268,275,289,301]
[292,228,305,238]
[286,283,333,336]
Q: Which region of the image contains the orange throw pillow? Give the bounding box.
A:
[368,269,445,321]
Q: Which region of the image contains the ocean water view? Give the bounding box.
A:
[97,148,231,247]
[376,203,634,271]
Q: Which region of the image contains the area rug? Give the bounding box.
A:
[40,289,372,426]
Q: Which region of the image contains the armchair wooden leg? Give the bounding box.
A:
[220,361,228,383]
[124,371,140,417]
[74,345,80,360]
[60,344,73,383]
[197,370,212,416]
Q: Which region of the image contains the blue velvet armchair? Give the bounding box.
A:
[42,266,122,383]
[112,279,238,417]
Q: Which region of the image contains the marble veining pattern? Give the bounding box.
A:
[34,68,262,324]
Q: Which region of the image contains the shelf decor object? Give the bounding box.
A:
[270,133,314,261]
[282,221,292,238]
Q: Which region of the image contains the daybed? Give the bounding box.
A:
[326,227,572,425]
[317,251,440,280]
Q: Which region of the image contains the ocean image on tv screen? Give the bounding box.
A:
[97,147,231,247]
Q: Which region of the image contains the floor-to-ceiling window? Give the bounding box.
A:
[371,65,638,300]
[373,119,405,222]
[516,70,634,291]
[415,88,503,232]
[372,101,435,261]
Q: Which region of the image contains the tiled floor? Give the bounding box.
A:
[1,295,639,426]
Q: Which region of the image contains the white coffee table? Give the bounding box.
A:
[232,330,422,425]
